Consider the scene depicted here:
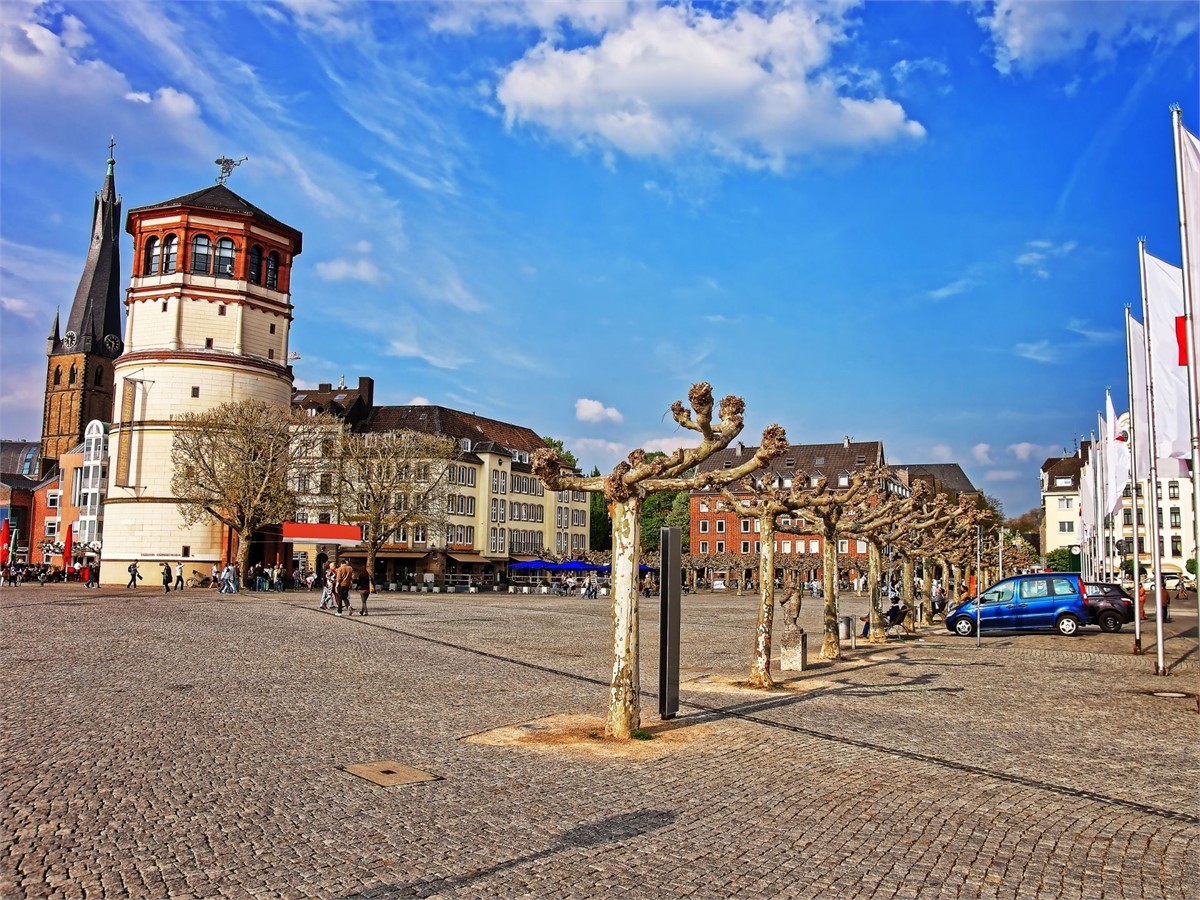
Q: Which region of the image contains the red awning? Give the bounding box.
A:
[281,522,363,545]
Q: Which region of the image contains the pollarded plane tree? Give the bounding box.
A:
[879,493,955,622]
[532,383,787,740]
[845,479,934,643]
[776,469,876,661]
[171,399,330,580]
[929,499,985,602]
[335,429,459,580]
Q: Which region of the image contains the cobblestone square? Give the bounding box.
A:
[2,584,1197,898]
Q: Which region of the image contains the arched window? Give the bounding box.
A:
[191,235,211,274]
[215,238,236,278]
[144,236,160,276]
[68,365,77,385]
[248,246,263,284]
[162,235,178,274]
[265,251,279,289]
[53,366,62,386]
[94,368,103,385]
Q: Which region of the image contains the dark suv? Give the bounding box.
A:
[1084,582,1135,632]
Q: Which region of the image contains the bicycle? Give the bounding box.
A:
[186,569,213,588]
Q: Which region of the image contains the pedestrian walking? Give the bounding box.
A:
[174,561,185,591]
[88,563,100,588]
[355,564,373,616]
[334,559,354,615]
[210,563,220,590]
[126,560,142,589]
[161,562,172,594]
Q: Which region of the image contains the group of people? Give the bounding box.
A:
[1137,578,1174,622]
[317,560,373,616]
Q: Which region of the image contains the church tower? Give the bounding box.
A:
[41,144,125,470]
[99,173,302,582]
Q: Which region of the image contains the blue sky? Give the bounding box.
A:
[1,0,1197,516]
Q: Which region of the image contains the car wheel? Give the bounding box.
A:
[953,617,975,637]
[1097,611,1122,633]
[1056,614,1081,636]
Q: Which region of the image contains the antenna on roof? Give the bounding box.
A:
[337,374,346,389]
[214,156,249,185]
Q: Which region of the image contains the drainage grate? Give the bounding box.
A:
[343,761,440,786]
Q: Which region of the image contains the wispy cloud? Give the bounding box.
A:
[1015,239,1076,279]
[575,398,624,424]
[1065,318,1119,343]
[972,443,993,465]
[314,257,386,284]
[0,297,39,320]
[1008,441,1059,462]
[1014,339,1057,363]
[984,469,1022,482]
[927,276,976,301]
[641,435,702,456]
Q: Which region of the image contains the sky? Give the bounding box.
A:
[1,0,1197,518]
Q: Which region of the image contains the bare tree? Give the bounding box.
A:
[780,470,876,660]
[533,383,787,739]
[171,399,328,579]
[336,430,459,578]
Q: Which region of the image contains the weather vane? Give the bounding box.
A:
[214,155,249,185]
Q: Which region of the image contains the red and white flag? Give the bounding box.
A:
[1176,118,1200,374]
[1143,250,1190,459]
[1104,391,1128,515]
[1127,315,1152,477]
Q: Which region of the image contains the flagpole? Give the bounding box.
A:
[1125,307,1144,653]
[1171,107,1200,642]
[1140,238,1169,675]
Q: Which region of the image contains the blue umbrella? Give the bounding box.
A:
[508,560,551,569]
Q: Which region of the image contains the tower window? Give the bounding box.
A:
[218,305,227,316]
[268,349,275,360]
[204,338,214,349]
[162,301,168,312]
[68,365,77,385]
[191,235,211,274]
[266,252,279,289]
[144,236,160,276]
[94,369,102,385]
[191,386,200,398]
[215,238,235,278]
[53,366,62,386]
[162,235,178,274]
[269,323,276,334]
[248,246,262,285]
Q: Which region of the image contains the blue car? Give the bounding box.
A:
[946,573,1088,637]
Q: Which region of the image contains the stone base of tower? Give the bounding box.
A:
[99,500,228,586]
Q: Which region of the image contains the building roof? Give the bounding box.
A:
[359,406,546,454]
[899,463,979,496]
[128,182,303,252]
[1041,453,1085,492]
[696,439,886,480]
[0,441,42,477]
[53,152,124,359]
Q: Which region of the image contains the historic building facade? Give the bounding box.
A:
[99,182,302,583]
[41,151,125,470]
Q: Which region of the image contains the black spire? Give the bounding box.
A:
[61,142,123,358]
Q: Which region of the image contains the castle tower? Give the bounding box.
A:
[99,178,302,582]
[41,146,125,471]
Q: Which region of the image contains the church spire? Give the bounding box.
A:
[61,139,124,358]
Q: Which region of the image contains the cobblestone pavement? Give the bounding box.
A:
[2,583,1197,899]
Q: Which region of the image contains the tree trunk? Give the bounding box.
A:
[235,526,252,591]
[819,529,841,660]
[902,556,916,626]
[867,541,887,643]
[748,518,777,688]
[606,497,642,740]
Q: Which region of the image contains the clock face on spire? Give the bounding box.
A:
[104,334,122,353]
[63,330,78,350]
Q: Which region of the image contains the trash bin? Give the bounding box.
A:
[838,616,853,641]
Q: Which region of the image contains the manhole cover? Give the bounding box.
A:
[344,761,440,786]
[1152,691,1190,699]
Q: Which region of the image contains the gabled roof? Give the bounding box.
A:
[697,440,885,480]
[899,463,978,496]
[358,406,546,455]
[129,183,302,251]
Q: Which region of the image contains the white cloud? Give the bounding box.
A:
[415,269,484,313]
[891,57,950,90]
[1015,238,1076,278]
[404,395,430,405]
[0,296,38,319]
[573,437,627,467]
[575,398,624,424]
[1065,318,1119,343]
[978,1,1198,76]
[496,3,924,173]
[927,277,976,301]
[984,469,1022,482]
[1014,339,1057,363]
[930,444,954,463]
[1008,441,1059,462]
[972,443,993,465]
[430,0,639,37]
[641,435,702,456]
[314,257,386,284]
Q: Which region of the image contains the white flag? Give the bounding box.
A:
[1104,391,1129,515]
[1143,251,1190,458]
[1127,316,1153,476]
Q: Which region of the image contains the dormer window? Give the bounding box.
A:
[785,458,795,467]
[815,456,825,466]
[460,438,472,452]
[838,472,850,487]
[856,455,866,464]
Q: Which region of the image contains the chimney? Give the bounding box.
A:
[843,435,851,449]
[318,382,332,392]
[735,441,744,457]
[358,376,374,409]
